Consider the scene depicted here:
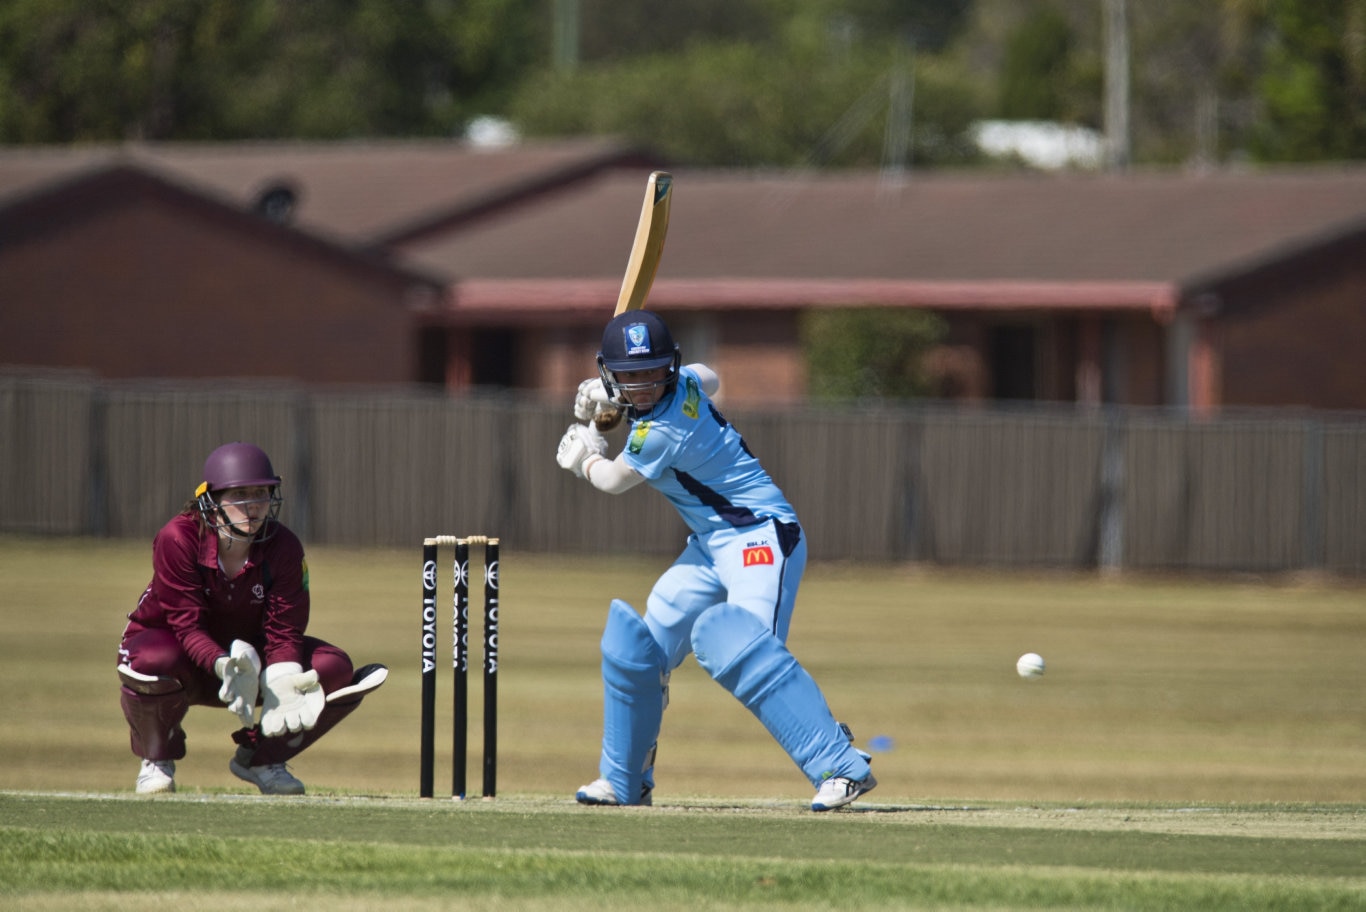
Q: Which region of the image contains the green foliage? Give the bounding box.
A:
[778,0,974,50]
[0,0,987,161]
[997,8,1075,120]
[573,0,776,62]
[1252,0,1366,161]
[0,0,541,141]
[801,307,948,401]
[509,39,987,167]
[1,1,1364,165]
[850,0,975,50]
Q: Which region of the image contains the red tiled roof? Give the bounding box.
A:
[406,166,1366,288]
[5,142,1366,320]
[0,138,653,241]
[0,163,446,290]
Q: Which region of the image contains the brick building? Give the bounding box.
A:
[3,141,1365,413]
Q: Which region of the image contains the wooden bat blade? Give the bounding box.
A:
[614,171,673,316]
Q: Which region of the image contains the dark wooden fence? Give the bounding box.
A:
[4,371,1364,575]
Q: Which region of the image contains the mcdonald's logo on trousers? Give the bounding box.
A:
[742,546,774,566]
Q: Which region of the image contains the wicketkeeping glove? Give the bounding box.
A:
[573,377,612,423]
[259,662,325,737]
[556,423,608,478]
[214,639,262,727]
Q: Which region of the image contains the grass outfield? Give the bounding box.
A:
[3,794,1364,911]
[1,535,1364,908]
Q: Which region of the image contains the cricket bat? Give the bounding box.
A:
[614,170,673,315]
[595,171,673,430]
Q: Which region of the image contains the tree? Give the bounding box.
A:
[801,308,948,402]
[2,0,1363,165]
[508,36,987,168]
[996,7,1077,121]
[570,0,774,63]
[1252,0,1366,161]
[0,0,542,142]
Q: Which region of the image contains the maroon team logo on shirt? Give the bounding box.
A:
[252,584,265,600]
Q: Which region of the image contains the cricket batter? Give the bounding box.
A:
[117,442,387,794]
[556,310,876,811]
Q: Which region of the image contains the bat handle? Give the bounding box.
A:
[594,406,624,432]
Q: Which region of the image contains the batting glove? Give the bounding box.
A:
[214,639,262,727]
[573,377,612,423]
[556,423,608,478]
[260,662,325,737]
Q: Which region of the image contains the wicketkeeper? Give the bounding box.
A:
[117,442,387,795]
[556,311,876,811]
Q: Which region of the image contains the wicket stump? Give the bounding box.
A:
[420,535,499,799]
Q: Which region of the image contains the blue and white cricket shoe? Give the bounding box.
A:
[811,772,877,812]
[575,778,653,806]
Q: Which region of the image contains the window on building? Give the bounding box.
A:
[990,325,1037,400]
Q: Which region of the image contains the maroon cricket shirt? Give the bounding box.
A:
[122,512,310,672]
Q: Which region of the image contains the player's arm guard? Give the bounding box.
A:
[583,451,645,495]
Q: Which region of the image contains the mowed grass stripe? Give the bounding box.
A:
[3,826,1364,911]
[3,795,1364,879]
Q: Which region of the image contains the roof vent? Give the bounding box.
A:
[253,182,299,224]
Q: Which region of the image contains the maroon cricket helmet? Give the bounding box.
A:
[195,442,283,542]
[201,442,282,493]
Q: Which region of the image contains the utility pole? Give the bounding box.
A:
[1104,0,1130,170]
[553,0,580,70]
[880,40,914,194]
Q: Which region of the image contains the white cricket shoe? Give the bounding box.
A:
[575,778,652,806]
[135,758,175,794]
[811,772,877,811]
[230,755,305,795]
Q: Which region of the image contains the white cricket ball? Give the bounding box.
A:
[1016,652,1045,679]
